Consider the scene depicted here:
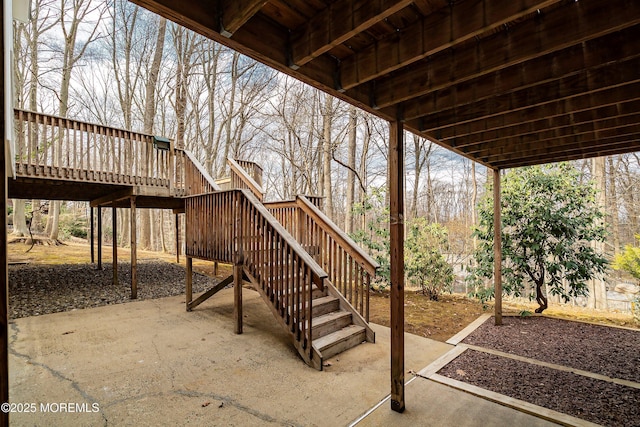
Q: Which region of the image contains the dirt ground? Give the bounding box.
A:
[368,288,638,343]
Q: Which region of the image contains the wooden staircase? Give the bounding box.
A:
[185,159,379,370]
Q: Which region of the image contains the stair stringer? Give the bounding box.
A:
[242,268,324,371]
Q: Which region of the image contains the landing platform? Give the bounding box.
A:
[9,288,556,426]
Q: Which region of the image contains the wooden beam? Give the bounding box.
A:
[491,135,640,169]
[411,82,640,139]
[468,118,640,158]
[112,206,118,286]
[402,27,640,122]
[90,188,133,207]
[414,58,640,132]
[130,197,137,299]
[220,0,268,37]
[339,0,560,90]
[367,0,640,109]
[389,119,405,412]
[188,274,234,311]
[440,100,640,145]
[97,207,103,270]
[290,0,413,69]
[493,169,502,326]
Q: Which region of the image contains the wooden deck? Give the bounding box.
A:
[10,109,218,208]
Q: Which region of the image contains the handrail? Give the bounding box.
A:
[227,157,264,201]
[297,195,379,276]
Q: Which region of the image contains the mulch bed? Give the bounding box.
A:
[9,261,218,319]
[437,316,640,426]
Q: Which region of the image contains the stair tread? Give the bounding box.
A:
[312,310,351,327]
[313,324,365,351]
[312,295,338,306]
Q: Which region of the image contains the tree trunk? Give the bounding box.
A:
[322,96,334,219]
[607,156,621,255]
[12,200,29,236]
[345,107,357,234]
[589,156,608,310]
[535,280,548,313]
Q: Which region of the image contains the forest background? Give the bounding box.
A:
[8,0,640,311]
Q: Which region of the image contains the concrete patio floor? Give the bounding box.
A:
[8,287,559,426]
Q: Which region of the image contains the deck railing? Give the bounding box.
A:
[13,108,218,198]
[265,195,379,321]
[14,109,171,188]
[185,189,327,367]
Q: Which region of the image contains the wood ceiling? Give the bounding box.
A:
[130,0,640,170]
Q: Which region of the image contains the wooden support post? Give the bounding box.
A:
[130,197,137,299]
[1,18,10,419]
[214,261,219,276]
[493,169,503,326]
[97,207,103,270]
[389,120,405,413]
[90,207,95,263]
[112,206,118,286]
[175,214,180,264]
[234,253,244,334]
[186,257,192,311]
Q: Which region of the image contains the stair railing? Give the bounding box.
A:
[227,157,264,201]
[185,189,327,368]
[173,148,221,196]
[265,195,379,321]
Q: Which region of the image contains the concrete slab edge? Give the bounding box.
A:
[429,373,601,427]
[446,313,491,345]
[415,345,467,378]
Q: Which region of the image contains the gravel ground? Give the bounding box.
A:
[9,261,218,319]
[438,316,640,426]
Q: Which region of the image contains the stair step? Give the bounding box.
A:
[313,324,366,359]
[311,295,339,317]
[311,311,352,339]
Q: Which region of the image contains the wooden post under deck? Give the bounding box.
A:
[389,120,405,413]
[97,207,102,270]
[90,207,95,263]
[112,206,118,286]
[493,169,503,326]
[175,214,179,264]
[130,197,137,299]
[186,257,192,311]
[234,254,244,334]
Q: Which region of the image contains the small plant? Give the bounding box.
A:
[519,310,532,317]
[613,235,640,281]
[350,188,390,290]
[405,219,454,301]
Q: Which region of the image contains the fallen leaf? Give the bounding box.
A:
[456,369,466,376]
